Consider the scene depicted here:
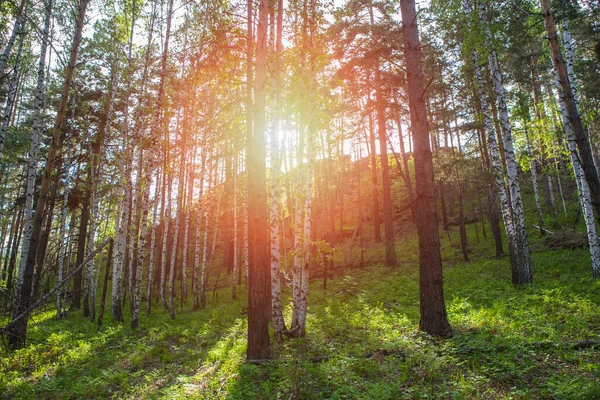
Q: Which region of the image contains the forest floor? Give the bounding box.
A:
[1,216,600,399]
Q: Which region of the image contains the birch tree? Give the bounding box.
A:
[8,0,90,349]
[478,0,532,285]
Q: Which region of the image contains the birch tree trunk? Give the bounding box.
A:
[167,121,188,319]
[133,0,173,326]
[232,152,238,301]
[0,0,26,84]
[470,46,518,276]
[551,81,600,278]
[0,19,25,154]
[200,160,214,309]
[15,0,53,300]
[193,150,206,310]
[84,67,118,322]
[160,175,172,308]
[524,121,545,235]
[56,166,69,319]
[8,0,90,350]
[541,0,600,224]
[479,0,532,285]
[269,0,286,336]
[146,169,161,314]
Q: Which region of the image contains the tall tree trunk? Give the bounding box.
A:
[524,118,545,235]
[479,0,532,285]
[0,0,26,84]
[400,0,452,338]
[160,175,172,308]
[193,150,207,310]
[133,0,173,327]
[232,152,238,301]
[15,0,53,304]
[541,0,600,224]
[269,0,286,336]
[369,5,396,265]
[477,125,503,258]
[551,81,600,278]
[6,201,24,296]
[0,16,25,153]
[84,67,117,321]
[146,168,161,314]
[8,0,90,349]
[246,0,271,360]
[367,111,381,242]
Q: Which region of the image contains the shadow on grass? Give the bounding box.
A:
[0,285,247,399]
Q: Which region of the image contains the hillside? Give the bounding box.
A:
[2,223,599,399]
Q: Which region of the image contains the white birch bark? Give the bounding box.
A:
[471,47,518,274]
[167,149,185,319]
[160,176,171,308]
[561,16,578,111]
[200,161,214,309]
[243,153,249,284]
[182,152,194,300]
[551,79,600,277]
[548,176,558,224]
[524,124,545,234]
[290,166,304,329]
[297,147,313,336]
[232,152,238,300]
[85,68,117,322]
[0,0,26,83]
[16,0,52,297]
[0,21,25,153]
[146,168,161,313]
[479,0,532,284]
[209,174,223,269]
[138,0,174,319]
[269,124,285,335]
[193,151,206,310]
[56,172,69,319]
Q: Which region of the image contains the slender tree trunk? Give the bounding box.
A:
[479,0,532,285]
[193,150,207,310]
[0,0,26,83]
[160,175,171,308]
[146,169,161,314]
[524,119,545,235]
[15,0,54,304]
[232,152,238,301]
[400,0,452,338]
[367,111,381,242]
[551,81,600,277]
[269,0,286,336]
[97,240,113,329]
[0,17,25,153]
[6,202,24,296]
[541,0,600,224]
[32,180,57,298]
[8,0,90,349]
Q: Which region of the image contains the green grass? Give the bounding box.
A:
[1,216,600,398]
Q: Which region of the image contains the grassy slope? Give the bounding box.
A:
[1,200,600,399]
